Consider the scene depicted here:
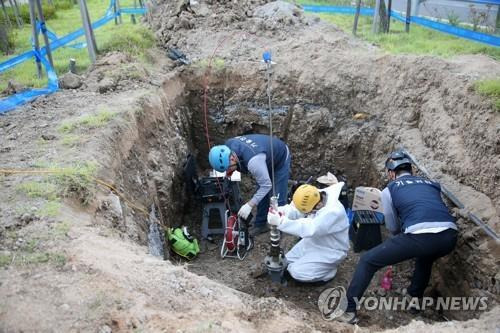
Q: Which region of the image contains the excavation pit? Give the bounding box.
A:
[109,67,498,331]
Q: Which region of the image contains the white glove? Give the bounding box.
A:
[238,203,253,219]
[267,210,284,226]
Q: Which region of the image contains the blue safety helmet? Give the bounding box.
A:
[385,150,412,171]
[208,145,232,172]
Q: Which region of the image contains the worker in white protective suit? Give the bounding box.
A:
[267,182,350,283]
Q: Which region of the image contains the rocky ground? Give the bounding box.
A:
[1,0,499,332]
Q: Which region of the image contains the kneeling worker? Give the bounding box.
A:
[267,182,350,283]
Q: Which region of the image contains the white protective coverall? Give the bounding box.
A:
[278,182,350,282]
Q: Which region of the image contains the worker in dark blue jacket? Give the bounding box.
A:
[208,134,291,235]
[338,150,457,324]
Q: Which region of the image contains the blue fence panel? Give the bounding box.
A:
[0,3,145,114]
[303,5,374,15]
[411,16,500,47]
[302,5,500,47]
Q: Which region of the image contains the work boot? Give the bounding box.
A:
[250,224,269,236]
[336,311,359,325]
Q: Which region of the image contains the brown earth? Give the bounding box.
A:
[1,0,500,332]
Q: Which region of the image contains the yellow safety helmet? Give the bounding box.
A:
[292,184,321,214]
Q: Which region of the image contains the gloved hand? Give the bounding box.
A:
[238,202,253,219]
[267,210,284,226]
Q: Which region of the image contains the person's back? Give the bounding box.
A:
[387,175,456,233]
[225,134,288,173]
[339,150,458,325]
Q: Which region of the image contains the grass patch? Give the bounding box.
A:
[53,220,71,237]
[1,250,67,268]
[50,162,98,204]
[61,134,80,147]
[99,25,155,59]
[317,14,500,60]
[16,181,59,201]
[193,57,226,72]
[475,79,500,111]
[0,253,12,268]
[0,0,153,91]
[39,200,62,217]
[18,162,97,205]
[58,110,117,133]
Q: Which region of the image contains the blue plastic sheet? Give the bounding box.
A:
[303,5,374,16]
[0,51,58,114]
[0,2,145,114]
[33,21,87,49]
[303,5,500,47]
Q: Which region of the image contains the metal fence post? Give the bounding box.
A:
[405,0,412,33]
[372,0,381,33]
[353,0,362,35]
[34,0,54,68]
[78,0,97,64]
[28,0,42,78]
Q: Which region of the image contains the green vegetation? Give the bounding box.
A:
[475,79,500,111]
[0,0,154,91]
[16,162,97,206]
[317,14,500,60]
[61,134,80,147]
[99,25,155,58]
[17,181,59,200]
[50,162,98,204]
[1,2,57,25]
[295,0,375,7]
[193,57,226,72]
[39,200,62,217]
[58,110,117,133]
[53,220,71,237]
[0,229,67,269]
[0,253,12,268]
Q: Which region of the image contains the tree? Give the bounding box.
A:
[0,20,13,55]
